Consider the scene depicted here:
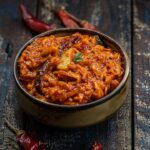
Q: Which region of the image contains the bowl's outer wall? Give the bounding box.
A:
[14,28,130,127]
[16,79,129,127]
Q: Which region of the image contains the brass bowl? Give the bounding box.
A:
[14,28,130,128]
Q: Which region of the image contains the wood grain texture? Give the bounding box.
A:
[134,0,150,149]
[24,0,132,150]
[0,0,37,149]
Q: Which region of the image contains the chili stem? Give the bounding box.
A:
[4,119,19,135]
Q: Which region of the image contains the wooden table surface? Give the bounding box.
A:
[0,0,149,149]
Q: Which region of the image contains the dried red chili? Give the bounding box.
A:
[5,119,46,150]
[92,142,103,150]
[56,7,97,31]
[79,20,97,31]
[56,8,79,28]
[19,4,55,33]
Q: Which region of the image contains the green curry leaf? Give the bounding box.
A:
[74,52,82,63]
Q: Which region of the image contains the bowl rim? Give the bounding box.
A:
[14,28,130,110]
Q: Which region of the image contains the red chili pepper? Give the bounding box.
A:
[5,119,46,150]
[56,8,79,28]
[56,7,97,31]
[92,142,103,150]
[19,4,55,33]
[79,20,97,31]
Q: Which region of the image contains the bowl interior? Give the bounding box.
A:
[14,28,129,110]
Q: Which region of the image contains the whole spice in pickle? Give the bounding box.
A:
[35,60,50,94]
[19,4,55,33]
[5,119,46,150]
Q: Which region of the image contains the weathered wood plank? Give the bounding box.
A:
[0,0,37,149]
[134,0,150,149]
[25,0,132,150]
